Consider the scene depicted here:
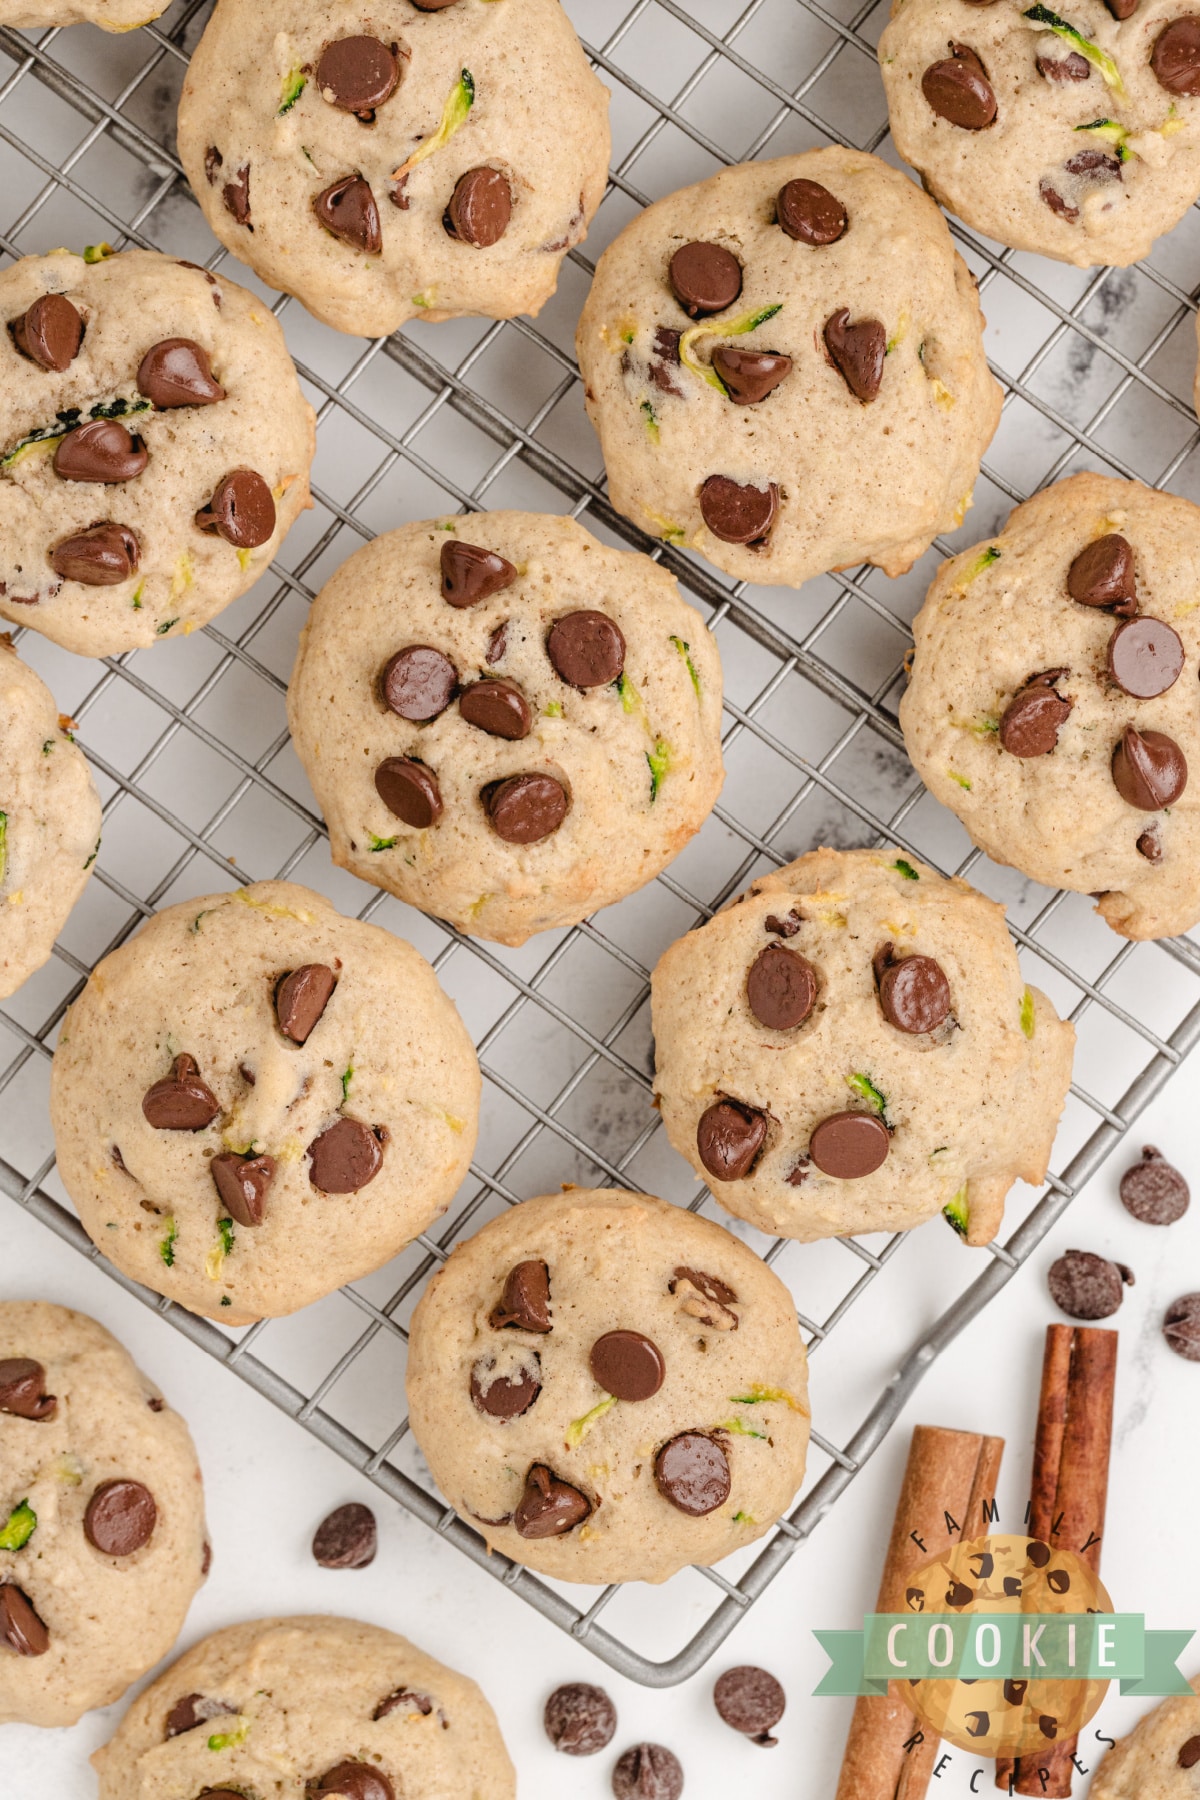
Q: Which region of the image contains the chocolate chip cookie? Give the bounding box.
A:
[575,147,1001,589]
[176,0,610,337]
[287,512,725,945]
[0,1300,208,1728]
[0,640,102,1000]
[651,848,1074,1245]
[1088,1676,1200,1796]
[0,249,314,656]
[901,472,1200,940]
[0,2,167,23]
[880,0,1200,268]
[406,1188,810,1585]
[49,880,480,1324]
[92,1614,515,1799]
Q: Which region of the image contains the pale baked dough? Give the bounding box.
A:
[1089,1677,1200,1797]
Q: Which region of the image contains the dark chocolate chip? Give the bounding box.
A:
[374,1687,438,1721]
[809,1111,890,1179]
[164,1693,236,1738]
[589,1330,665,1402]
[668,241,743,317]
[999,677,1073,757]
[49,521,139,587]
[205,146,223,185]
[1047,1249,1134,1319]
[381,645,458,720]
[489,1260,552,1332]
[1120,1145,1190,1225]
[765,909,802,937]
[654,1431,731,1516]
[1164,1292,1200,1360]
[375,756,443,827]
[650,326,683,394]
[84,1479,157,1555]
[1064,149,1123,183]
[776,177,846,245]
[459,678,532,739]
[312,1764,394,1800]
[1037,49,1091,78]
[314,175,382,253]
[711,347,793,405]
[1105,0,1138,13]
[1027,1539,1052,1568]
[10,294,84,371]
[1003,1677,1028,1702]
[54,420,147,484]
[312,1501,377,1568]
[878,955,951,1034]
[316,36,401,116]
[275,964,338,1044]
[308,1117,384,1193]
[1152,17,1200,94]
[410,0,464,8]
[143,1054,219,1131]
[671,1267,736,1306]
[201,1541,212,1575]
[211,1152,275,1227]
[514,1464,591,1538]
[0,1586,48,1657]
[544,1682,617,1755]
[195,468,275,548]
[922,42,998,128]
[1040,180,1078,221]
[1180,1737,1200,1768]
[1067,533,1136,610]
[1111,726,1187,810]
[137,338,225,408]
[699,474,778,545]
[441,539,517,606]
[446,167,513,246]
[714,1665,786,1746]
[1046,1568,1071,1594]
[696,1098,768,1181]
[484,773,568,844]
[486,622,508,664]
[1137,826,1162,862]
[612,1744,684,1800]
[0,1359,56,1421]
[824,308,886,402]
[547,610,626,687]
[470,1354,541,1419]
[746,944,816,1030]
[1039,1715,1059,1739]
[223,164,252,227]
[1107,616,1184,698]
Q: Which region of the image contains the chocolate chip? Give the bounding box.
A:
[668,241,742,318]
[1067,533,1136,610]
[711,347,793,405]
[696,1098,768,1181]
[314,175,382,253]
[714,1665,786,1746]
[84,1479,157,1555]
[1164,1292,1200,1359]
[312,1501,377,1568]
[1047,1249,1134,1319]
[1137,826,1162,862]
[514,1464,592,1538]
[878,955,951,1034]
[446,167,513,246]
[441,539,517,606]
[138,340,225,412]
[459,678,532,739]
[143,1054,219,1131]
[1040,180,1078,221]
[765,909,802,937]
[489,1260,552,1332]
[1152,17,1200,93]
[486,622,508,664]
[670,1268,738,1330]
[1065,149,1123,185]
[1111,726,1187,810]
[470,1353,541,1418]
[381,645,458,721]
[165,1693,236,1738]
[195,467,276,549]
[0,1358,55,1421]
[275,964,337,1044]
[589,1330,665,1402]
[746,944,816,1030]
[776,177,847,245]
[809,1111,890,1178]
[544,1682,617,1755]
[922,43,997,128]
[374,1687,438,1721]
[1046,1568,1071,1595]
[49,521,139,586]
[649,326,683,394]
[375,756,443,827]
[223,163,251,227]
[1105,0,1138,13]
[824,308,886,402]
[654,1431,730,1516]
[1004,1676,1028,1701]
[205,146,222,185]
[671,1267,736,1306]
[201,1541,212,1575]
[211,1152,275,1227]
[700,474,778,545]
[410,0,462,8]
[1180,1736,1200,1768]
[1037,50,1091,78]
[312,1764,394,1800]
[1120,1145,1190,1224]
[316,36,401,116]
[484,773,568,844]
[10,294,84,371]
[547,610,626,687]
[1027,1540,1051,1568]
[1107,616,1184,698]
[0,1586,48,1657]
[308,1118,384,1193]
[54,420,147,484]
[612,1744,684,1800]
[999,677,1073,757]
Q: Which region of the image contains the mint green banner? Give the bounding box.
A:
[813,1618,1194,1698]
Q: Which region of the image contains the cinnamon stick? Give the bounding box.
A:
[835,1424,1004,1800]
[996,1325,1117,1797]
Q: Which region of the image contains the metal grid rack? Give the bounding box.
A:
[3,0,1200,1687]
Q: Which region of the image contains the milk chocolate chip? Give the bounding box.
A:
[470,1354,541,1419]
[877,953,951,1034]
[668,241,742,317]
[10,294,83,371]
[700,475,778,545]
[824,308,886,402]
[441,539,517,606]
[514,1464,591,1538]
[714,1664,786,1747]
[137,339,225,408]
[1067,533,1136,610]
[275,964,337,1043]
[314,175,382,253]
[375,756,443,827]
[1111,726,1187,810]
[312,1764,394,1800]
[381,646,458,721]
[999,673,1073,757]
[655,1431,731,1515]
[589,1330,665,1402]
[446,167,513,246]
[84,1479,157,1554]
[746,944,816,1030]
[164,1694,237,1738]
[312,1501,377,1568]
[776,178,846,244]
[316,36,401,117]
[49,521,139,586]
[459,678,531,739]
[211,1152,275,1227]
[489,1260,552,1332]
[809,1111,890,1178]
[0,1359,55,1421]
[194,469,275,548]
[1152,17,1200,94]
[696,1098,768,1181]
[547,610,625,687]
[142,1054,219,1130]
[308,1118,384,1193]
[0,1586,48,1657]
[484,773,568,844]
[543,1681,617,1755]
[1107,616,1184,698]
[222,163,251,227]
[922,42,997,128]
[711,347,793,405]
[54,420,147,484]
[1038,49,1091,78]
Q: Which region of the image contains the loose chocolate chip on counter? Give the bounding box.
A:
[222,163,252,227]
[50,521,139,587]
[446,167,513,246]
[316,36,401,117]
[137,338,226,409]
[922,42,998,128]
[84,1479,157,1555]
[276,964,338,1044]
[54,420,148,484]
[776,177,847,244]
[668,241,743,318]
[612,1744,685,1800]
[711,346,793,405]
[655,1431,731,1516]
[375,755,443,827]
[143,1054,219,1130]
[1037,49,1091,78]
[381,645,458,721]
[1152,17,1200,93]
[374,1687,438,1721]
[312,1763,395,1800]
[165,1693,237,1738]
[0,1586,48,1657]
[999,674,1073,757]
[746,943,816,1030]
[1120,1145,1190,1224]
[1180,1736,1200,1768]
[459,678,532,740]
[1164,1292,1200,1359]
[547,610,626,687]
[1111,726,1187,810]
[809,1111,891,1179]
[1047,1249,1134,1319]
[699,474,779,545]
[878,954,951,1035]
[714,1665,786,1746]
[1137,826,1162,862]
[312,1501,377,1568]
[0,1359,56,1421]
[696,1098,768,1181]
[490,1260,552,1331]
[484,773,568,844]
[589,1330,665,1402]
[1067,533,1137,610]
[441,539,517,606]
[308,1117,384,1193]
[470,1354,541,1419]
[824,308,886,402]
[10,294,84,371]
[314,175,383,253]
[514,1464,592,1538]
[211,1151,276,1227]
[1107,616,1184,698]
[544,1682,617,1755]
[195,468,276,548]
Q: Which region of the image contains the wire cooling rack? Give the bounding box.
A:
[4,0,1200,1688]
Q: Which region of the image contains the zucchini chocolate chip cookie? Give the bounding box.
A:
[92,1615,515,1800]
[1087,1676,1200,1797]
[0,1300,208,1729]
[176,0,610,337]
[49,881,480,1325]
[406,1189,810,1585]
[575,148,1001,589]
[287,512,725,945]
[902,473,1200,940]
[0,640,102,1001]
[651,848,1074,1245]
[0,1,167,23]
[880,0,1200,268]
[0,249,314,657]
